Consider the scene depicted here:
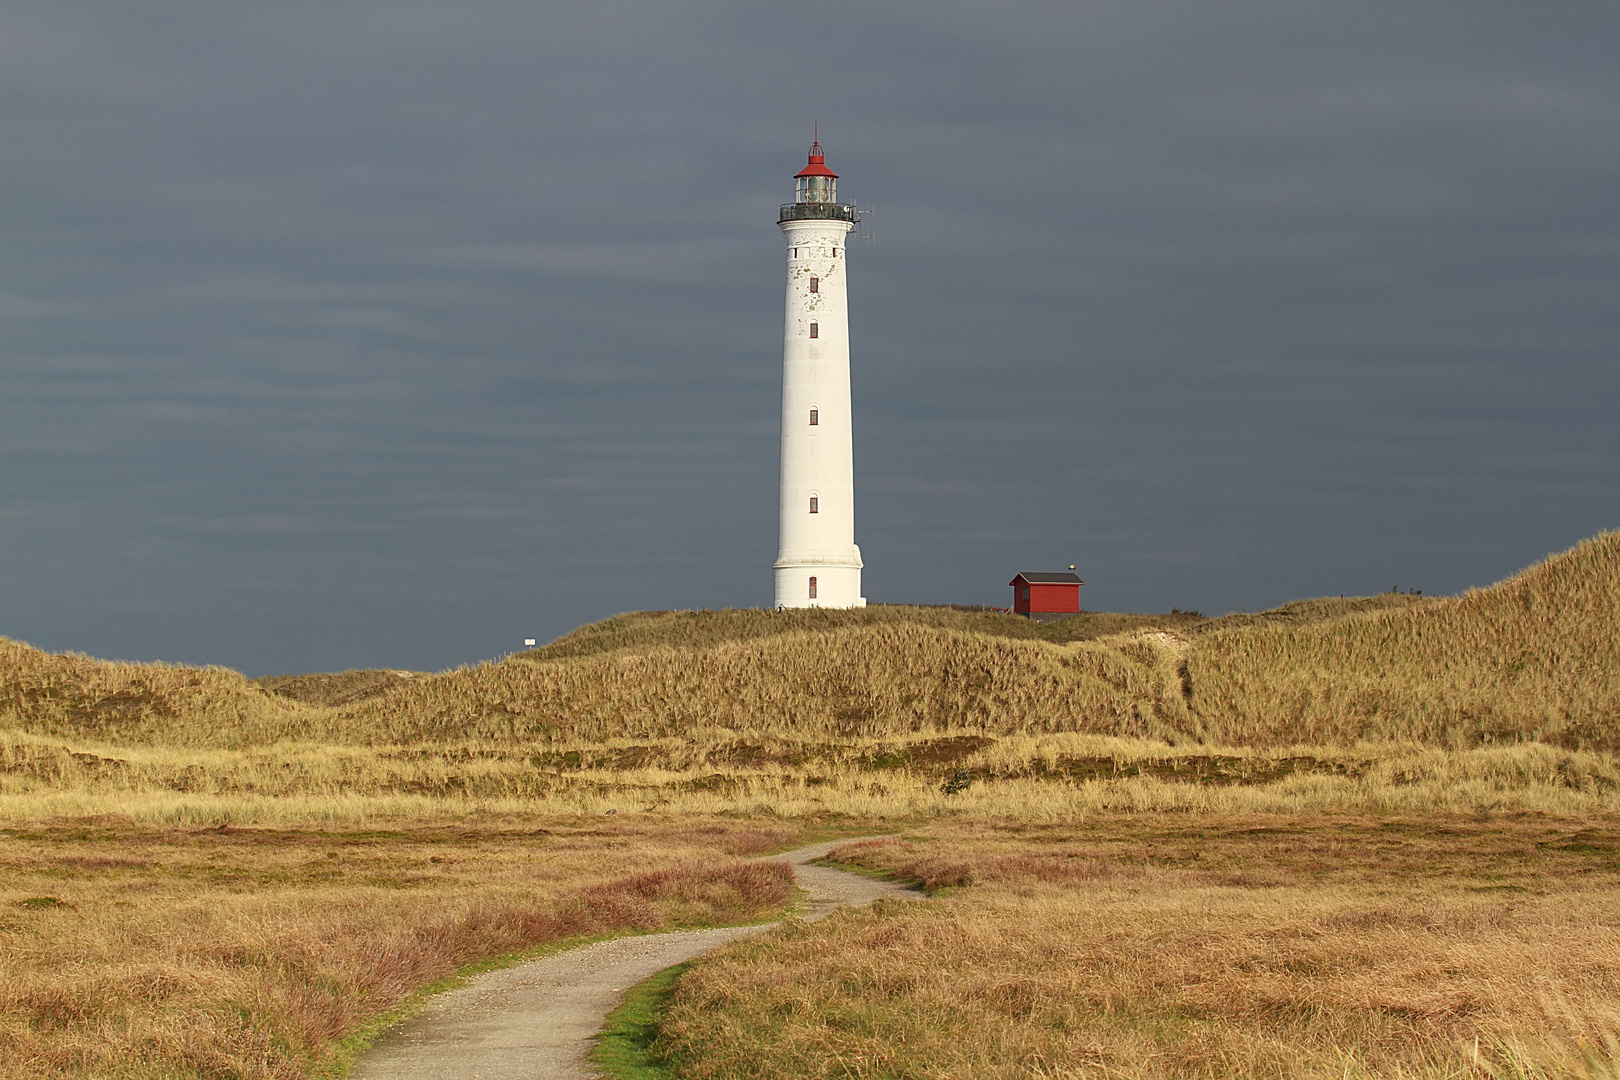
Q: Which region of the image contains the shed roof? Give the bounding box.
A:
[1010,572,1085,586]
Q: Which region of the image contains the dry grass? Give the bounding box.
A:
[8,726,1620,824]
[521,605,1214,665]
[254,671,425,709]
[659,817,1620,1079]
[0,816,798,1079]
[0,638,297,747]
[1186,532,1620,750]
[6,534,1613,756]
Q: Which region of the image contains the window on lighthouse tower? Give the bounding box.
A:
[809,496,819,514]
[809,276,819,293]
[809,322,818,339]
[808,408,818,426]
[808,576,818,600]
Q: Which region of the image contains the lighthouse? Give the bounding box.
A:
[774,137,865,609]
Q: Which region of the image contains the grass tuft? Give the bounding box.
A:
[588,962,689,1080]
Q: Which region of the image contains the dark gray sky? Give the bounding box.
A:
[3,3,1617,676]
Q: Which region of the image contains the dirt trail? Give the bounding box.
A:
[350,837,917,1080]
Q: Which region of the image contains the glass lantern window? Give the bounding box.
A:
[795,175,837,203]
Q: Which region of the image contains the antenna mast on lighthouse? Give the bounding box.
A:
[773,133,865,609]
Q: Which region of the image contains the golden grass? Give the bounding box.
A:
[0,816,798,1079]
[1186,532,1620,750]
[0,637,296,747]
[520,604,1213,664]
[254,670,426,709]
[8,726,1620,824]
[7,533,1613,756]
[658,817,1620,1079]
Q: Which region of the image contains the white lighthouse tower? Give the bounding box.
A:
[774,137,866,609]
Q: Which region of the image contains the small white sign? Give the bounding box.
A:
[523,638,536,647]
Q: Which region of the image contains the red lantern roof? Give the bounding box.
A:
[795,139,838,179]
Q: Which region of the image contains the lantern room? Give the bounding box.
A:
[794,139,838,204]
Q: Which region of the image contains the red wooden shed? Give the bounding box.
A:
[1010,571,1084,618]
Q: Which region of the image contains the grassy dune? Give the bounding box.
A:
[0,638,297,747]
[1188,531,1620,749]
[316,592,1437,748]
[0,533,1615,827]
[7,534,1612,757]
[0,534,1612,810]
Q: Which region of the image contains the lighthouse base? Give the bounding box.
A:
[774,561,864,610]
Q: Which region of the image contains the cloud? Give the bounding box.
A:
[2,1,1617,673]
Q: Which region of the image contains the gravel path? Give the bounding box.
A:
[350,837,918,1080]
